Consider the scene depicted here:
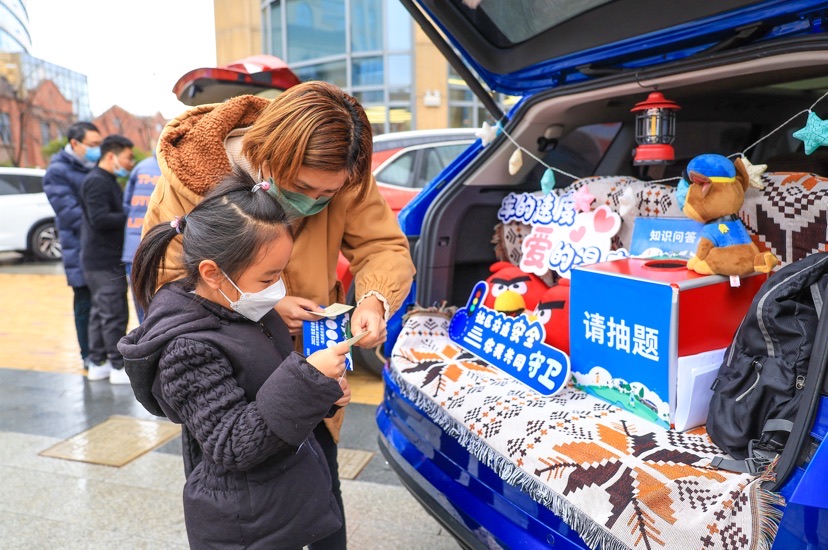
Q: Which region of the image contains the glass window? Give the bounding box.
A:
[478,107,492,126]
[449,106,473,128]
[0,178,20,195]
[40,121,50,145]
[286,0,346,63]
[352,57,383,86]
[388,107,411,132]
[351,0,382,52]
[385,0,411,51]
[0,113,10,142]
[457,0,610,46]
[387,54,411,87]
[449,88,473,102]
[269,1,283,59]
[295,60,347,87]
[18,175,44,194]
[376,150,415,187]
[388,89,410,102]
[353,90,384,104]
[420,143,471,188]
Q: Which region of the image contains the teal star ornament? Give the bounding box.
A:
[793,111,828,155]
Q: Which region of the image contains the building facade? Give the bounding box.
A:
[0,0,30,53]
[92,106,165,157]
[0,52,94,167]
[215,0,505,135]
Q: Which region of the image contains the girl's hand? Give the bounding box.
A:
[350,296,387,349]
[275,296,325,335]
[307,340,351,379]
[334,377,351,407]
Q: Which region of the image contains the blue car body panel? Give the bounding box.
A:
[416,0,828,97]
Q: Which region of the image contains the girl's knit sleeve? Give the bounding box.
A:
[158,338,342,471]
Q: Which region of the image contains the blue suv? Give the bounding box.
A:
[378,1,828,548]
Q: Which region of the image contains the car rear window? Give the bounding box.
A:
[462,0,610,45]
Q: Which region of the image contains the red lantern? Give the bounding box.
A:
[631,91,681,165]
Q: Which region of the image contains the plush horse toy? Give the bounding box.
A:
[678,154,777,277]
[484,261,549,315]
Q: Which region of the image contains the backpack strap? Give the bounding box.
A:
[711,440,780,474]
[763,284,828,490]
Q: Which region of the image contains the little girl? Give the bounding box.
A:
[118,167,350,549]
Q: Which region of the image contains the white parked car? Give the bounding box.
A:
[0,167,60,261]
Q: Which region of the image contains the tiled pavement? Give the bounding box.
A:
[0,254,458,549]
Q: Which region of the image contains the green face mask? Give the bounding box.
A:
[267,178,332,217]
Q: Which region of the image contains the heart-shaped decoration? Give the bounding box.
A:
[593,207,616,233]
[569,226,586,242]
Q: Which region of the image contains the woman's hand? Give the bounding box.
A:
[275,296,325,335]
[307,340,351,379]
[334,377,351,407]
[350,295,387,349]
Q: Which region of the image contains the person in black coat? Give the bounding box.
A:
[80,135,135,384]
[42,121,102,369]
[118,168,352,549]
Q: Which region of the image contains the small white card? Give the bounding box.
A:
[309,303,355,318]
[345,330,369,347]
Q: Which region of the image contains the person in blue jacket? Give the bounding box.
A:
[121,153,161,324]
[42,121,103,370]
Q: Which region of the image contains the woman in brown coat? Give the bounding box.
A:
[142,81,415,549]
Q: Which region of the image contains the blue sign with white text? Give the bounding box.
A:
[448,282,571,396]
[570,268,674,427]
[630,217,706,259]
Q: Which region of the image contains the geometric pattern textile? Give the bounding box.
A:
[389,312,784,550]
[741,172,828,265]
[493,173,827,270]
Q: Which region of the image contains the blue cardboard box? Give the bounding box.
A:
[569,258,766,429]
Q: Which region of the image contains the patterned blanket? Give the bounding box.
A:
[389,312,784,550]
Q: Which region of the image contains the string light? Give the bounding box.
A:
[484,88,828,190]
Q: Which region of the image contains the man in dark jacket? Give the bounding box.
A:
[43,121,103,370]
[80,135,134,384]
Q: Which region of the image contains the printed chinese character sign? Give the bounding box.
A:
[498,190,629,279]
[630,217,706,259]
[570,268,674,428]
[448,281,571,396]
[303,313,354,371]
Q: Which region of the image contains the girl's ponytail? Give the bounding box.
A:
[130,217,187,310]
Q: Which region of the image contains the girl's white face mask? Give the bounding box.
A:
[219,270,286,322]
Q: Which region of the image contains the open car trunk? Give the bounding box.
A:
[382,21,828,549]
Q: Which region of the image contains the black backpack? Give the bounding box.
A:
[707,252,828,480]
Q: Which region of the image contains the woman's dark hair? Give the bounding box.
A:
[131,165,294,309]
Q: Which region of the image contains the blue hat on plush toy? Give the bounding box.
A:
[677,154,735,210]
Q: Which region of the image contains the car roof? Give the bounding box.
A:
[373,128,478,152]
[406,0,828,96]
[0,167,46,176]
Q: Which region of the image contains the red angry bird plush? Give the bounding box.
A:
[484,261,549,315]
[527,280,571,354]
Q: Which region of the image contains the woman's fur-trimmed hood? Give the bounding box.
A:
[156,95,270,196]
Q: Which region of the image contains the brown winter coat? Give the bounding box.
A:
[143,95,416,440]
